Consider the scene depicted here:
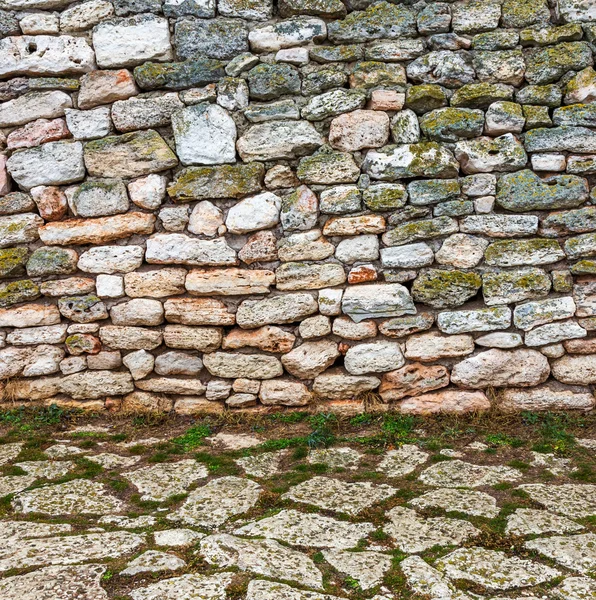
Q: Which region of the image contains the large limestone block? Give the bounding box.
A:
[451,349,551,388]
[203,352,283,379]
[237,121,323,162]
[92,14,173,68]
[164,298,236,326]
[186,268,274,295]
[342,283,416,323]
[7,141,85,189]
[0,90,72,128]
[226,192,281,234]
[0,35,95,77]
[84,130,178,178]
[39,213,155,245]
[172,104,236,166]
[59,370,134,399]
[236,293,318,328]
[146,234,237,266]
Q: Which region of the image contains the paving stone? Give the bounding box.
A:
[236,450,287,477]
[130,572,234,600]
[384,506,480,553]
[0,475,36,496]
[526,533,596,574]
[124,459,208,501]
[247,580,345,600]
[517,484,596,517]
[553,577,596,600]
[169,476,262,527]
[201,533,323,588]
[505,509,583,536]
[400,555,471,600]
[283,476,395,515]
[0,520,72,548]
[308,447,362,470]
[235,508,374,549]
[15,460,74,479]
[419,460,522,488]
[86,452,141,469]
[436,546,561,590]
[99,514,157,528]
[411,488,499,518]
[0,531,144,572]
[13,478,125,515]
[0,564,108,600]
[154,528,205,547]
[377,445,429,477]
[531,451,576,475]
[0,442,23,464]
[323,549,392,590]
[206,432,263,450]
[121,549,187,575]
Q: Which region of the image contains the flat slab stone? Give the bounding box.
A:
[247,580,345,600]
[206,432,263,449]
[201,533,323,588]
[169,476,262,527]
[384,506,480,553]
[0,442,23,465]
[154,528,204,547]
[436,546,561,590]
[0,475,36,496]
[525,533,596,574]
[410,488,499,518]
[377,444,429,477]
[236,450,286,477]
[419,460,523,488]
[130,572,234,600]
[44,444,85,458]
[13,478,125,515]
[99,515,157,529]
[506,509,583,536]
[235,508,374,549]
[517,484,596,517]
[124,459,209,501]
[282,476,396,515]
[531,452,575,476]
[0,564,107,600]
[553,577,596,600]
[322,549,392,590]
[400,555,471,600]
[15,460,75,479]
[308,447,362,470]
[86,453,141,469]
[0,531,144,572]
[121,550,186,575]
[0,520,71,549]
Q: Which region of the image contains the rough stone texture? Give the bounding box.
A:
[0,0,592,414]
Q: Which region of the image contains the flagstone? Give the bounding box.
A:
[384,506,480,553]
[235,508,374,549]
[130,572,234,600]
[553,577,596,600]
[236,450,287,477]
[505,509,583,536]
[124,459,209,501]
[246,580,346,600]
[525,533,596,574]
[322,549,392,590]
[377,444,429,477]
[44,444,85,458]
[0,442,23,465]
[201,533,323,588]
[0,531,144,572]
[121,550,187,575]
[531,452,576,476]
[517,484,596,517]
[308,447,362,470]
[15,460,75,479]
[99,515,157,528]
[206,432,263,449]
[86,452,141,469]
[154,528,204,547]
[0,475,36,496]
[282,476,396,515]
[0,520,72,546]
[168,476,262,527]
[410,488,499,518]
[419,460,523,488]
[0,564,108,600]
[436,546,561,590]
[13,478,125,515]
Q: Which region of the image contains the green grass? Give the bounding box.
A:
[172,424,212,452]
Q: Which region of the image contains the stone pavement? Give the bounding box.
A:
[1,420,596,599]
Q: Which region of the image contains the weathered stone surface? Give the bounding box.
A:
[483,267,551,305]
[379,363,449,402]
[237,293,318,328]
[420,460,522,488]
[411,488,499,518]
[412,269,482,309]
[146,234,236,266]
[342,283,415,323]
[312,369,380,399]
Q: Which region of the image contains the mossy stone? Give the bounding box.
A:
[420,107,485,142]
[412,269,482,309]
[134,59,225,90]
[0,247,28,279]
[522,105,552,129]
[247,63,301,100]
[451,83,514,109]
[405,84,448,115]
[501,0,550,28]
[383,216,458,246]
[524,42,593,85]
[363,184,407,211]
[0,279,40,308]
[26,247,78,277]
[297,146,360,185]
[349,61,406,90]
[482,268,551,306]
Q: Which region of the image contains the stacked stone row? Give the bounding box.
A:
[0,0,596,413]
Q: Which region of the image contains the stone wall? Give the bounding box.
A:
[0,0,596,414]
